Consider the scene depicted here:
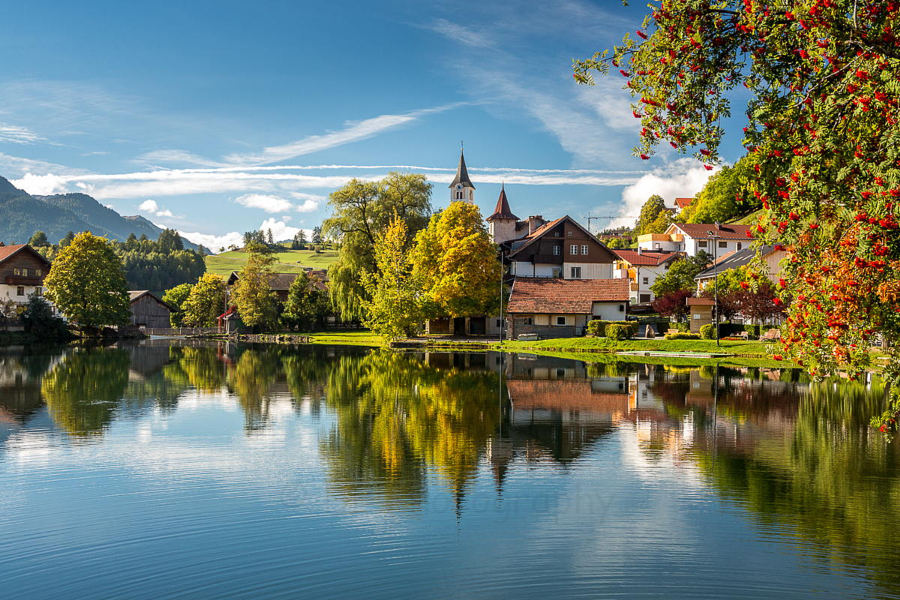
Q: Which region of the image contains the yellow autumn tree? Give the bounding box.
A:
[361,213,421,340]
[411,201,501,319]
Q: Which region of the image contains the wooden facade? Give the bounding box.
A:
[129,291,173,329]
[0,244,51,305]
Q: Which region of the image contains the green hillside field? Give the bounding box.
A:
[205,247,339,276]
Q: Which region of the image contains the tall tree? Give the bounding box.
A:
[362,214,421,340]
[44,232,131,329]
[59,231,75,247]
[182,273,227,327]
[282,271,329,331]
[650,252,712,298]
[312,226,323,245]
[28,231,49,247]
[323,172,432,321]
[575,0,900,430]
[411,201,502,318]
[634,194,667,236]
[680,158,760,223]
[162,282,194,327]
[232,250,279,330]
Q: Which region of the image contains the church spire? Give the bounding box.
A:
[449,147,475,203]
[486,183,518,222]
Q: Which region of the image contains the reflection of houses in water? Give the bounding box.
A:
[0,348,65,445]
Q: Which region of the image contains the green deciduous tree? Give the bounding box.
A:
[411,201,502,319]
[680,158,760,224]
[361,214,422,340]
[44,232,131,329]
[323,172,432,321]
[634,194,668,236]
[232,250,279,330]
[163,282,194,327]
[282,271,330,331]
[575,0,900,431]
[650,251,712,298]
[28,231,49,247]
[182,273,227,327]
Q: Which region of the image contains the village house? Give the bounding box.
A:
[674,197,694,212]
[0,243,52,307]
[637,222,754,257]
[128,291,174,329]
[693,244,788,292]
[226,270,327,303]
[612,248,684,305]
[506,278,630,339]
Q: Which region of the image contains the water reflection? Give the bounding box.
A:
[1,343,899,597]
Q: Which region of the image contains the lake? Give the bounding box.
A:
[1,341,898,599]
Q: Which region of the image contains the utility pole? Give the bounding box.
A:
[707,230,721,347]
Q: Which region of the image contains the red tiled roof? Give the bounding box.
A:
[486,185,519,221]
[0,244,51,266]
[613,249,681,266]
[673,223,753,240]
[686,297,715,306]
[675,197,694,209]
[507,278,630,314]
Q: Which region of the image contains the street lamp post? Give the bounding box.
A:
[707,230,720,347]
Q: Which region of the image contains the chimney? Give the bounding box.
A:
[714,221,721,230]
[637,246,642,255]
[0,242,4,247]
[528,215,544,235]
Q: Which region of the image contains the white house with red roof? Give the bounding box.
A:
[506,278,630,338]
[612,248,683,304]
[638,222,753,258]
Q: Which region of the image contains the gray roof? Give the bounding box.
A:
[694,245,775,280]
[449,149,475,189]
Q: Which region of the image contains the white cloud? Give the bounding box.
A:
[138,199,175,218]
[222,104,465,166]
[259,218,301,242]
[235,193,295,213]
[178,230,245,252]
[605,159,719,229]
[0,123,44,144]
[11,173,68,195]
[426,19,496,48]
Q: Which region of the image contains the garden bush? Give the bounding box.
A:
[700,323,716,339]
[606,323,633,340]
[586,320,638,338]
[664,332,701,340]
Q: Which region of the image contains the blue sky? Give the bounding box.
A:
[0,0,746,250]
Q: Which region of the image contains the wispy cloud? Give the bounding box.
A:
[0,123,45,145]
[425,18,496,48]
[235,193,296,213]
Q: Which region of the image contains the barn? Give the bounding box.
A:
[128,290,174,329]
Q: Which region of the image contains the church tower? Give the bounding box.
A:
[449,148,475,203]
[486,184,519,244]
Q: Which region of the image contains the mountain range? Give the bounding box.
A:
[0,176,208,253]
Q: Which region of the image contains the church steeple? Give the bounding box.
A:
[449,147,475,203]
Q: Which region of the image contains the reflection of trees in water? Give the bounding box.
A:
[320,351,501,508]
[41,349,131,436]
[670,377,900,598]
[227,349,282,431]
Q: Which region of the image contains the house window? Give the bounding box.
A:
[551,267,562,278]
[581,245,588,255]
[567,230,573,237]
[640,294,651,303]
[698,240,708,248]
[523,317,533,325]
[553,245,561,256]
[737,243,743,251]
[554,231,560,237]
[718,241,727,248]
[16,286,25,296]
[642,277,649,285]
[35,287,43,296]
[570,266,582,278]
[555,316,568,326]
[619,304,625,312]
[496,319,502,327]
[13,268,20,276]
[570,244,578,255]
[36,269,42,276]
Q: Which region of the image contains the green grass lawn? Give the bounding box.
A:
[269,330,383,346]
[495,337,772,356]
[206,247,339,276]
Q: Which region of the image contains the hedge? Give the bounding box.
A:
[586,320,639,338]
[664,332,701,340]
[606,323,633,340]
[700,323,716,339]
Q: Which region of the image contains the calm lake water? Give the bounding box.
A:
[1,341,899,599]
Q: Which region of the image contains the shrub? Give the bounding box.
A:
[664,332,701,340]
[671,321,690,333]
[22,295,70,341]
[700,323,716,339]
[587,320,638,338]
[744,324,761,338]
[606,323,633,340]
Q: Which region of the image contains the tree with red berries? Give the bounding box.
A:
[576,0,900,433]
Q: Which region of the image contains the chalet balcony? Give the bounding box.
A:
[530,254,564,264]
[4,275,43,286]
